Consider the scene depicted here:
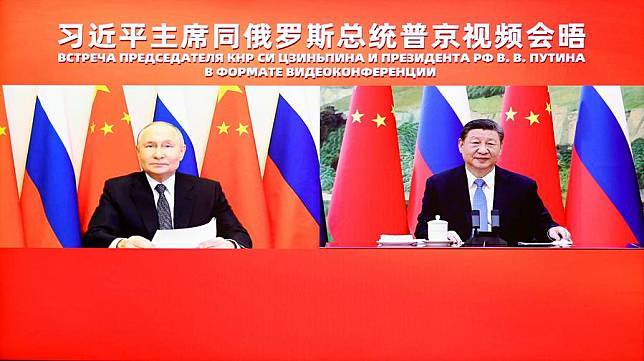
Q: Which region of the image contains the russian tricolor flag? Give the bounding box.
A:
[263,93,325,248]
[153,94,198,176]
[21,94,81,247]
[408,86,470,233]
[566,86,643,247]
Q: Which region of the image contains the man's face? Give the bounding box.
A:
[458,128,502,177]
[136,123,186,182]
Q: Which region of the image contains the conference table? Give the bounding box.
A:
[0,248,641,361]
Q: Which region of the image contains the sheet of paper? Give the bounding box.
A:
[379,234,413,241]
[151,218,217,248]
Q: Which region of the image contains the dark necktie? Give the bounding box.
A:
[155,183,173,230]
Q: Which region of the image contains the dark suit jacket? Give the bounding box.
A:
[83,172,252,248]
[414,166,557,246]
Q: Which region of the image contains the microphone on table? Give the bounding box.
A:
[469,209,480,241]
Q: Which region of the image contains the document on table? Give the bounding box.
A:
[151,218,217,248]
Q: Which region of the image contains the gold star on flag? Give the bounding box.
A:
[525,111,540,125]
[351,109,364,123]
[0,125,7,136]
[89,122,96,134]
[121,112,131,124]
[372,113,387,128]
[505,107,518,121]
[216,121,230,134]
[236,122,249,136]
[100,122,114,135]
[218,86,243,102]
[545,102,552,115]
[95,85,110,94]
[391,104,395,114]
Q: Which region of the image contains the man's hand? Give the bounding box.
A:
[447,230,464,247]
[117,236,152,248]
[548,226,572,241]
[198,237,236,249]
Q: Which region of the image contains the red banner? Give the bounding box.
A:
[1,0,642,84]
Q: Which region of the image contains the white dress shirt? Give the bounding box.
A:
[465,167,495,230]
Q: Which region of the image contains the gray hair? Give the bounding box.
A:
[136,121,185,146]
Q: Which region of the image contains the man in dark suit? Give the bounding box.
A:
[414,119,570,246]
[83,121,251,248]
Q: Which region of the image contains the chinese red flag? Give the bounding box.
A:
[78,85,139,232]
[498,86,565,224]
[0,88,25,247]
[201,86,271,248]
[327,86,408,246]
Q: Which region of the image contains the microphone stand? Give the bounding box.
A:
[465,210,481,247]
[466,209,507,247]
